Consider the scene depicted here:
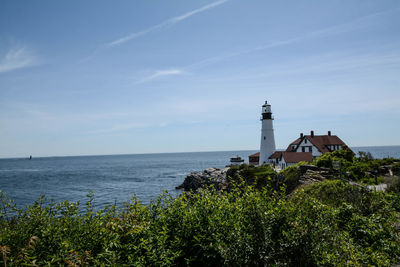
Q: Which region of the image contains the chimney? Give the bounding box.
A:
[328,131,331,136]
[300,133,303,138]
[311,130,314,137]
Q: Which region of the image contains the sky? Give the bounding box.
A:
[0,0,400,158]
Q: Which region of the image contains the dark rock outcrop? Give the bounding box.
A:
[299,170,327,185]
[297,165,334,186]
[298,165,320,176]
[176,167,229,191]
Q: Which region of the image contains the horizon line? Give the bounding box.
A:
[1,145,399,160]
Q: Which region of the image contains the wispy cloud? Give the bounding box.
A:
[106,0,228,48]
[185,8,397,71]
[0,46,39,73]
[136,68,184,83]
[130,8,397,84]
[196,47,400,84]
[79,0,227,63]
[89,122,151,134]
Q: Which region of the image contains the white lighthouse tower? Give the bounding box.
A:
[259,101,276,165]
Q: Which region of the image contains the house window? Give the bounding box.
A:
[292,145,296,151]
[304,139,307,144]
[302,147,306,152]
[308,146,312,152]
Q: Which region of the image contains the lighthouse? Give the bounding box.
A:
[259,101,276,165]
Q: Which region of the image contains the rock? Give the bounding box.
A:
[177,165,337,192]
[298,169,327,185]
[367,183,388,192]
[298,165,320,176]
[379,165,393,176]
[297,165,336,186]
[176,167,229,191]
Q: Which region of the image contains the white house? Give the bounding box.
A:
[269,151,313,169]
[286,131,347,157]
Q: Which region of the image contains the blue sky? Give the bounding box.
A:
[1,0,399,158]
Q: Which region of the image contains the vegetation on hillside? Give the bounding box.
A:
[1,180,400,265]
[314,148,396,184]
[1,150,400,266]
[228,149,399,192]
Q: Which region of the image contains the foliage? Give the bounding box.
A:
[312,149,397,184]
[1,179,400,266]
[387,177,400,193]
[392,162,400,176]
[314,148,354,169]
[280,165,299,192]
[227,164,278,189]
[358,151,374,161]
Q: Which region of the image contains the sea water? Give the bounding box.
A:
[0,146,399,210]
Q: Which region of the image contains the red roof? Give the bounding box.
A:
[286,134,346,153]
[269,151,282,159]
[249,152,260,158]
[282,152,312,163]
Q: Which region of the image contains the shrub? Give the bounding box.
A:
[392,162,400,176]
[281,165,299,193]
[227,164,277,189]
[387,177,400,193]
[315,148,354,169]
[1,180,400,266]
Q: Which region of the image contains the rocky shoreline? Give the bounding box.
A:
[176,167,229,191]
[177,164,397,192]
[176,165,331,192]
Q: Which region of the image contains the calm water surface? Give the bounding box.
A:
[0,151,254,209]
[0,146,399,209]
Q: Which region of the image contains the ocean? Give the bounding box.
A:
[1,146,399,210]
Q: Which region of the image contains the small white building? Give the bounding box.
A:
[269,151,313,169]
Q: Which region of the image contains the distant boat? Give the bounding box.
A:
[230,156,244,165]
[29,155,32,160]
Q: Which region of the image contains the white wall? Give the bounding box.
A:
[267,156,294,170]
[259,119,276,164]
[295,137,322,157]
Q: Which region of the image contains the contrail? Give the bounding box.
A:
[106,0,228,48]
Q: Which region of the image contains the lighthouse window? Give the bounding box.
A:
[264,136,266,140]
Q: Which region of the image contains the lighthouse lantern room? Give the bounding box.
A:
[259,101,276,165]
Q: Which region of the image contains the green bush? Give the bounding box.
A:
[281,165,299,193]
[387,177,400,193]
[315,148,354,169]
[313,149,397,182]
[227,164,277,189]
[392,162,400,176]
[1,179,400,266]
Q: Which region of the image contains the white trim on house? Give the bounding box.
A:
[295,137,322,157]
